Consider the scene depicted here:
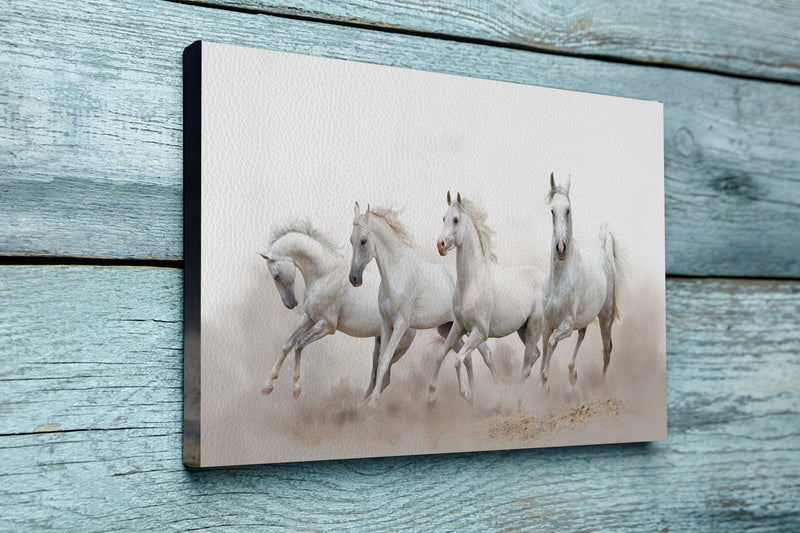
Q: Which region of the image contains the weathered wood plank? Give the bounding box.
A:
[1,0,799,276]
[1,266,798,529]
[190,0,800,82]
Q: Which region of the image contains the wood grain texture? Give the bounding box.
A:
[190,0,800,82]
[2,265,798,530]
[1,0,799,276]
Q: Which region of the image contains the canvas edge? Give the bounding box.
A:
[183,40,203,468]
[186,42,668,467]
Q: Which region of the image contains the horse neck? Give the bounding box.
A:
[274,233,340,283]
[456,217,486,290]
[369,218,416,280]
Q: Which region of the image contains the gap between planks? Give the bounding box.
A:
[1,258,798,283]
[164,0,800,86]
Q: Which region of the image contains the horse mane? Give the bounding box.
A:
[366,206,416,248]
[459,197,498,263]
[269,219,341,256]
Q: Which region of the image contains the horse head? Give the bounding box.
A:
[349,202,375,287]
[437,191,464,256]
[547,172,572,261]
[258,252,299,309]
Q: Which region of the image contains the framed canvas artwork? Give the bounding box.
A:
[183,40,666,467]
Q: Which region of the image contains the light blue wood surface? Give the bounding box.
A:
[2,0,799,529]
[193,0,800,81]
[1,0,798,276]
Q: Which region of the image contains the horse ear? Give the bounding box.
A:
[353,201,360,220]
[456,192,463,208]
[258,252,271,262]
[447,191,451,205]
[565,175,571,195]
[549,172,556,191]
[365,203,371,221]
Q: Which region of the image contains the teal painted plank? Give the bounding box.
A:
[193,0,800,82]
[1,1,799,276]
[1,266,799,529]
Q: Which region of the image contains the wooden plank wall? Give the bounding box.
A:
[2,0,798,530]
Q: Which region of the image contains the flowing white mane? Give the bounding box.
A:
[366,206,415,248]
[460,197,497,263]
[269,219,341,256]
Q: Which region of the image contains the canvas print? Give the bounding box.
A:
[183,40,666,467]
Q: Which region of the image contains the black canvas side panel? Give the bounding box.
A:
[183,40,202,468]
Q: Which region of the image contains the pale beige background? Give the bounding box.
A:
[199,42,665,466]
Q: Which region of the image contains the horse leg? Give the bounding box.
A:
[521,315,543,382]
[542,320,572,384]
[463,355,475,390]
[364,336,381,399]
[543,320,572,384]
[540,323,555,384]
[429,321,464,405]
[262,314,313,395]
[567,327,587,385]
[291,320,333,399]
[455,329,487,405]
[380,328,416,393]
[476,342,496,381]
[600,314,613,375]
[367,318,408,406]
[449,336,473,389]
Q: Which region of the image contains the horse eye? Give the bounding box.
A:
[443,216,445,222]
[360,239,367,246]
[453,217,459,224]
[273,274,279,281]
[566,209,570,218]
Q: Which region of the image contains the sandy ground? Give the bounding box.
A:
[198,262,666,466]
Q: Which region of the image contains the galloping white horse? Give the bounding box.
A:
[540,173,623,384]
[259,221,416,399]
[431,192,544,404]
[349,203,494,407]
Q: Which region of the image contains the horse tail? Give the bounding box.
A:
[600,223,625,323]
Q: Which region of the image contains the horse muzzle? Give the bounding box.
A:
[282,293,298,309]
[437,238,450,256]
[349,271,363,287]
[556,238,567,260]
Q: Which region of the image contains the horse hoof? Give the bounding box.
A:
[261,384,273,395]
[292,386,301,399]
[462,391,473,405]
[455,364,472,404]
[427,386,438,407]
[366,397,379,411]
[569,370,577,385]
[363,404,378,421]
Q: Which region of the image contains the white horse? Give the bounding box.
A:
[431,192,544,404]
[349,203,494,407]
[540,173,623,384]
[259,221,416,399]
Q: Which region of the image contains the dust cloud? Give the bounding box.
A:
[199,260,666,466]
